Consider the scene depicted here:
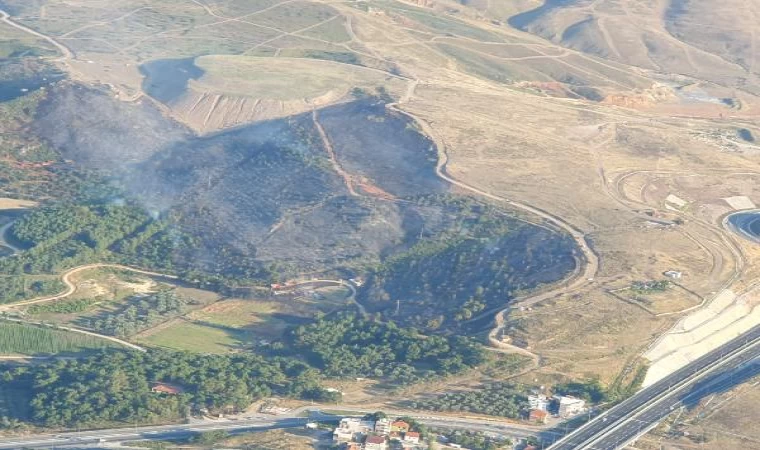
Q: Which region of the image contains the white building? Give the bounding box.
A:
[374,417,391,434]
[664,270,682,280]
[333,418,376,442]
[333,428,354,442]
[554,395,586,418]
[528,394,550,411]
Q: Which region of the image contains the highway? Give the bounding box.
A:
[0,416,311,449]
[549,323,760,450]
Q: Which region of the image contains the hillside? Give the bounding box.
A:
[509,0,760,95]
[0,0,759,441]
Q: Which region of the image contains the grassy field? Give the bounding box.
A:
[191,55,403,99]
[136,320,247,353]
[0,321,115,355]
[135,286,352,353]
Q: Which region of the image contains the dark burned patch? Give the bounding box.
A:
[0,59,64,103]
[30,85,578,308]
[569,86,604,101]
[140,58,204,105]
[33,83,190,167]
[317,100,446,197]
[360,213,577,332]
[615,125,677,157]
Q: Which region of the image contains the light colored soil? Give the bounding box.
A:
[0,198,37,209]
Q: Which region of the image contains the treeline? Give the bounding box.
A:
[553,379,607,403]
[287,314,485,383]
[83,290,191,337]
[0,201,276,303]
[410,382,527,419]
[0,276,63,303]
[0,350,339,428]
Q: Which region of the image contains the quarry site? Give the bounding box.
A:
[0,0,758,449]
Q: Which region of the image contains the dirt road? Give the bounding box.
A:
[0,220,21,254]
[0,9,73,61]
[0,264,179,352]
[389,105,599,355]
[0,263,178,312]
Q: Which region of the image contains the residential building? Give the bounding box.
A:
[333,428,354,443]
[343,443,361,450]
[365,435,387,450]
[150,382,183,395]
[375,418,391,434]
[403,431,421,444]
[333,417,375,442]
[337,417,375,433]
[528,394,550,411]
[391,420,410,433]
[555,395,586,417]
[529,409,548,424]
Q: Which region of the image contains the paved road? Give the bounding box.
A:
[549,323,760,450]
[0,416,309,449]
[0,408,547,449]
[316,406,552,439]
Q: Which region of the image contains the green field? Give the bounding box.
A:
[0,321,115,355]
[136,321,248,353]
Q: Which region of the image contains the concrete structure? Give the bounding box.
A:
[333,428,354,443]
[374,418,391,434]
[663,270,682,280]
[550,324,760,449]
[555,396,586,418]
[528,394,550,411]
[333,418,375,442]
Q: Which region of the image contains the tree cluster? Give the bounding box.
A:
[411,382,527,418]
[85,290,191,337]
[362,198,577,330]
[288,314,485,383]
[0,350,339,428]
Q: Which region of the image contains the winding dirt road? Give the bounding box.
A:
[0,220,21,254]
[0,263,178,312]
[0,9,72,61]
[389,105,599,357]
[0,264,180,352]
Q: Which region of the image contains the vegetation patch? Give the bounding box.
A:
[27,297,98,315]
[0,350,339,428]
[410,382,528,418]
[436,429,513,450]
[0,321,115,355]
[362,199,577,330]
[137,320,248,354]
[287,314,486,383]
[81,290,193,337]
